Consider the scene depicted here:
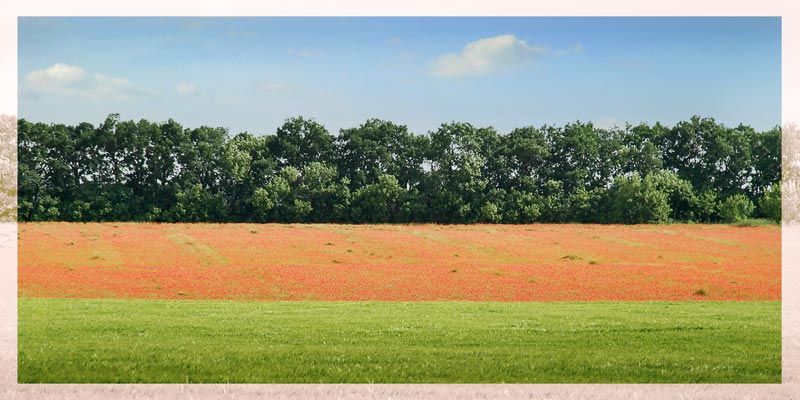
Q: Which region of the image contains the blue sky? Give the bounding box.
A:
[18,17,781,134]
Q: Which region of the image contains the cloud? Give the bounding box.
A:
[176,83,199,96]
[23,63,155,101]
[429,34,548,77]
[92,73,152,101]
[387,38,402,45]
[554,43,584,56]
[24,63,86,89]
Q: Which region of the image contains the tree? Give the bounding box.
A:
[758,182,781,223]
[504,189,541,223]
[168,183,228,222]
[503,126,550,192]
[256,167,308,223]
[335,119,426,191]
[536,180,569,223]
[718,194,755,223]
[350,174,406,223]
[219,132,257,221]
[425,122,492,222]
[271,116,334,171]
[607,173,671,224]
[687,189,718,223]
[644,170,698,222]
[750,126,781,198]
[619,122,664,177]
[546,121,616,194]
[659,116,754,199]
[295,161,351,223]
[15,114,780,225]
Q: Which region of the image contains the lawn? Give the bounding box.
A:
[18,298,780,383]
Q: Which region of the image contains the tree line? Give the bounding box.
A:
[18,114,781,224]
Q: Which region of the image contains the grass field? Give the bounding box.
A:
[17,223,781,383]
[18,298,780,383]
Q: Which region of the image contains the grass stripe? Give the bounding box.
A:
[18,298,780,383]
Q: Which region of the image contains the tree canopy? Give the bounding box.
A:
[17,115,781,224]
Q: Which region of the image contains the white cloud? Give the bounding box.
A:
[23,63,155,101]
[554,43,584,56]
[176,83,199,96]
[429,34,548,77]
[92,73,148,101]
[24,63,86,89]
[387,38,402,45]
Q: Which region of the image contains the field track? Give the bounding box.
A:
[18,223,780,301]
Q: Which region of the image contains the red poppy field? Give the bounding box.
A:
[18,222,780,301]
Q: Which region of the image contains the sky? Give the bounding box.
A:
[18,17,781,135]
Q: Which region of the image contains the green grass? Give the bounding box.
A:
[18,298,780,383]
[732,218,780,227]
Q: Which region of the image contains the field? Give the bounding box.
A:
[19,223,780,301]
[18,299,780,383]
[17,223,781,383]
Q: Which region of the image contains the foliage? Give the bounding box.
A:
[350,174,406,223]
[719,194,755,223]
[17,114,781,224]
[607,173,671,224]
[758,182,781,223]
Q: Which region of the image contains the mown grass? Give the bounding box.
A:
[18,298,780,383]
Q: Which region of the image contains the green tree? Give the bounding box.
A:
[607,173,671,224]
[546,121,618,194]
[258,167,309,223]
[168,183,228,222]
[295,162,351,223]
[619,122,665,177]
[272,116,335,171]
[14,114,781,225]
[505,126,550,192]
[718,194,755,223]
[425,122,492,222]
[644,170,698,222]
[750,126,781,198]
[350,174,406,223]
[504,189,541,223]
[758,182,781,223]
[536,180,569,223]
[659,116,754,199]
[335,119,427,191]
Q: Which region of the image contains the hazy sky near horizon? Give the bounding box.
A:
[18,17,781,135]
